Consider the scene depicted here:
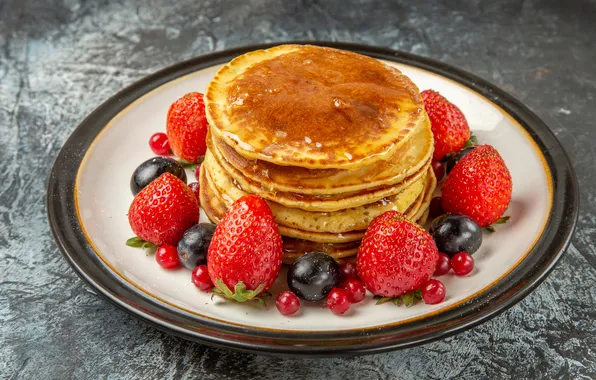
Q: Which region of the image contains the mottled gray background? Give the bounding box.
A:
[1,0,595,379]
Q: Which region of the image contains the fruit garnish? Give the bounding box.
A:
[155,245,180,269]
[431,160,445,182]
[484,216,511,233]
[287,252,340,301]
[177,157,204,170]
[177,223,215,270]
[276,291,301,316]
[429,196,444,220]
[327,288,352,315]
[194,164,201,181]
[130,157,187,196]
[433,253,451,276]
[450,252,474,276]
[342,279,366,303]
[357,211,439,298]
[188,182,201,204]
[441,145,513,227]
[429,214,482,256]
[373,289,423,308]
[421,89,471,161]
[166,92,208,163]
[463,133,479,148]
[149,132,171,156]
[212,280,271,305]
[339,262,358,282]
[207,195,283,303]
[421,279,446,305]
[128,173,199,246]
[442,146,477,175]
[191,265,213,291]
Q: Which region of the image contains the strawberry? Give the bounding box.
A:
[357,211,439,298]
[128,173,200,246]
[208,195,283,303]
[166,92,208,163]
[441,145,512,227]
[421,89,471,161]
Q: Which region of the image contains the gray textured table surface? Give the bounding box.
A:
[1,0,595,379]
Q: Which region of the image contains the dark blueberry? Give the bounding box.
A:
[130,157,187,195]
[177,223,216,270]
[443,146,477,175]
[429,214,482,256]
[287,252,340,301]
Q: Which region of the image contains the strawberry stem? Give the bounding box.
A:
[178,156,204,170]
[464,134,479,147]
[212,280,269,305]
[373,289,422,308]
[126,236,156,249]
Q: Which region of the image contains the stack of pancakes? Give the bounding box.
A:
[200,45,435,263]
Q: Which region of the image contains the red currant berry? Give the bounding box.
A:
[431,161,445,182]
[342,279,366,303]
[422,279,446,304]
[339,262,358,282]
[276,291,300,316]
[450,252,474,276]
[434,252,451,276]
[156,245,180,269]
[194,164,201,181]
[149,132,171,156]
[191,265,212,291]
[188,182,200,204]
[429,196,444,220]
[326,288,351,315]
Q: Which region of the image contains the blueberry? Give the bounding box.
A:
[443,146,477,175]
[287,252,340,301]
[177,223,216,270]
[430,214,482,256]
[130,157,187,195]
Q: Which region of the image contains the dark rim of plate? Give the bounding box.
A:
[46,42,579,357]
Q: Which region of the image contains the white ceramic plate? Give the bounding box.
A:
[48,43,578,356]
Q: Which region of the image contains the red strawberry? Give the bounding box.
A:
[128,173,199,246]
[208,195,283,302]
[441,145,512,227]
[357,211,439,297]
[421,89,471,161]
[166,92,208,163]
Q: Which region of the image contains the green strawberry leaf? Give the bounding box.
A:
[373,295,392,305]
[126,236,156,249]
[495,216,511,224]
[392,297,401,306]
[374,289,423,307]
[402,292,415,307]
[464,134,479,147]
[212,280,268,305]
[413,289,422,300]
[484,226,496,233]
[178,156,204,170]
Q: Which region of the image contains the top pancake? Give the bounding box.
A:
[205,44,426,169]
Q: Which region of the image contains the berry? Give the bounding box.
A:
[208,195,283,302]
[429,197,444,220]
[191,265,213,291]
[177,223,216,270]
[166,92,208,163]
[421,89,471,161]
[287,252,340,301]
[149,132,171,156]
[451,252,474,276]
[326,288,352,315]
[429,214,482,257]
[128,173,199,246]
[156,245,180,269]
[276,291,301,316]
[195,164,201,181]
[434,253,451,276]
[443,146,477,175]
[442,145,512,227]
[422,279,446,304]
[339,262,358,282]
[188,182,200,204]
[342,279,366,303]
[432,161,445,182]
[357,211,439,297]
[130,157,187,196]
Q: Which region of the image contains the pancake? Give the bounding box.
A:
[210,119,433,195]
[205,146,431,212]
[205,44,427,169]
[204,152,428,234]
